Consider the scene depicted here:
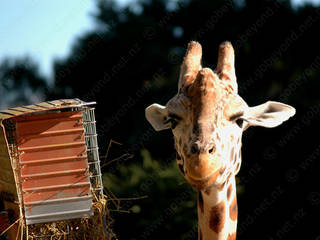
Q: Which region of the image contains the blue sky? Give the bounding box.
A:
[0,0,97,78]
[0,0,319,79]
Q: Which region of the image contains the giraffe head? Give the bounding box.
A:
[146,41,295,190]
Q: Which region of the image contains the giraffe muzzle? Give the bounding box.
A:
[185,169,220,190]
[185,153,222,188]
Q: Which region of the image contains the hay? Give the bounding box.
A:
[1,193,118,240]
[26,197,115,240]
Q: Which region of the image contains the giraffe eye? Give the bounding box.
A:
[230,111,244,128]
[236,118,244,128]
[167,113,182,130]
[169,118,178,129]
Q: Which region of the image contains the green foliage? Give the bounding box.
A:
[103,149,197,240]
[0,57,47,108]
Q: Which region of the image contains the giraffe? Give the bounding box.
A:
[145,41,295,240]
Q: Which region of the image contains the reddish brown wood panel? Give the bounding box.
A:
[14,111,93,224]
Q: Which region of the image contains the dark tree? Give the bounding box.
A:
[0,57,47,109]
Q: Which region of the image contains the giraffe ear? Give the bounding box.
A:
[242,101,296,128]
[145,104,171,131]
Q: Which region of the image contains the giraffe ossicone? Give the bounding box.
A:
[145,41,295,240]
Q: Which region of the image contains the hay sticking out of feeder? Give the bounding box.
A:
[26,197,115,240]
[1,191,120,240]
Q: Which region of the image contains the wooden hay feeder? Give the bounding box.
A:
[0,99,106,239]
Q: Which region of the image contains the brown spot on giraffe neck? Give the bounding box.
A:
[209,201,226,233]
[198,191,204,213]
[229,195,238,221]
[227,184,232,201]
[227,232,237,240]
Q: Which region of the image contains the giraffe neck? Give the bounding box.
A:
[197,176,238,240]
